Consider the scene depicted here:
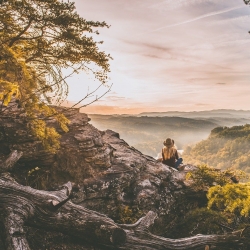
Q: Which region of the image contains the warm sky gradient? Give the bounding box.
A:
[65,0,250,114]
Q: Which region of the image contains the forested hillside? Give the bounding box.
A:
[183,124,250,173]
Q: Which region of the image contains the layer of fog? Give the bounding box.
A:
[88,111,250,158]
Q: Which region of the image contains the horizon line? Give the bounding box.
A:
[84,108,250,116]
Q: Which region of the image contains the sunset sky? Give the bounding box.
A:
[66,0,250,114]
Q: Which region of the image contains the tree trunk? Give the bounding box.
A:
[0,152,249,250]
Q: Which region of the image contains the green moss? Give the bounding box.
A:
[116,205,144,224]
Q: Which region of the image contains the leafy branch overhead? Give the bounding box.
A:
[0,0,112,151]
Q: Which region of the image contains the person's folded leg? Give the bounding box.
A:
[175,158,183,169]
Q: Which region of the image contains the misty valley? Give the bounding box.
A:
[89,109,250,172]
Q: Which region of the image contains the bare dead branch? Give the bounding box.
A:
[78,83,113,109]
[0,150,23,172]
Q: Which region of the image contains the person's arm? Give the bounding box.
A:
[175,150,179,160]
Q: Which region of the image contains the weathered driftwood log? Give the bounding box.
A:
[0,151,126,250]
[0,151,249,250]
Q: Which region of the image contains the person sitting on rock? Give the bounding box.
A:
[162,138,183,170]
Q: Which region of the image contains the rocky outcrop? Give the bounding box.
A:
[0,103,205,249]
[1,104,196,217]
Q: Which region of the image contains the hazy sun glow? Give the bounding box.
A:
[66,0,250,114]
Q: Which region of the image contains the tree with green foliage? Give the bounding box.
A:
[208,183,250,217]
[0,0,111,151]
[186,164,245,190]
[185,165,250,244]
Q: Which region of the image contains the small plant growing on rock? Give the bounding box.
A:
[116,205,144,224]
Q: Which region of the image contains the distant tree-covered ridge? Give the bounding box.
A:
[183,124,250,173]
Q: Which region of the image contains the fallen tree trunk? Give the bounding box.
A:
[120,213,249,249]
[0,151,249,250]
[0,175,126,249]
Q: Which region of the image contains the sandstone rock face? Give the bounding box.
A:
[0,104,199,227]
